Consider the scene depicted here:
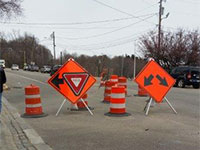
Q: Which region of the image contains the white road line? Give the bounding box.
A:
[8,72,48,86]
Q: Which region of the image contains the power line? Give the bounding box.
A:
[134,2,158,14]
[55,27,156,51]
[58,38,137,51]
[141,0,152,5]
[58,26,155,45]
[0,23,122,30]
[57,39,135,51]
[56,14,156,40]
[92,0,157,25]
[0,13,156,26]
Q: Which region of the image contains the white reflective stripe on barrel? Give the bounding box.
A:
[118,83,127,86]
[104,93,111,96]
[111,93,125,99]
[106,87,111,90]
[110,103,125,108]
[25,94,40,99]
[26,103,42,108]
[111,79,118,82]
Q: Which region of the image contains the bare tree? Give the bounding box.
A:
[1,32,53,68]
[139,29,200,71]
[0,0,22,19]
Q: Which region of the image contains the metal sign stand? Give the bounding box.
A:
[80,98,94,116]
[144,97,177,116]
[56,99,67,116]
[56,98,94,116]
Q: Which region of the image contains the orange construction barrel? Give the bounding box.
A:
[110,75,118,86]
[118,77,127,96]
[71,93,94,111]
[137,85,148,96]
[105,86,131,117]
[21,84,47,118]
[102,81,115,103]
[77,93,88,109]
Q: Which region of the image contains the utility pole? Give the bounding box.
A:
[0,38,1,59]
[24,51,26,66]
[52,31,56,62]
[158,0,163,52]
[133,55,136,79]
[31,39,34,63]
[133,41,137,79]
[60,51,63,65]
[121,54,124,76]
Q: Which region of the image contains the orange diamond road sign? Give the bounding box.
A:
[48,58,96,104]
[134,60,175,103]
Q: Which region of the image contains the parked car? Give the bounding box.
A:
[23,65,30,71]
[11,64,19,71]
[170,66,200,89]
[30,65,39,72]
[40,65,51,73]
[50,65,62,76]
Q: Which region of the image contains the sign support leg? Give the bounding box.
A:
[80,98,94,116]
[56,99,67,116]
[144,97,150,111]
[145,98,152,116]
[164,97,177,114]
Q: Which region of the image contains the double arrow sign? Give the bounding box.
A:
[144,74,168,87]
[135,60,175,102]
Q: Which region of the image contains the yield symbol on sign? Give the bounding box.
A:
[63,72,89,96]
[144,74,168,87]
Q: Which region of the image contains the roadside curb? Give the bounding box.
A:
[2,97,53,150]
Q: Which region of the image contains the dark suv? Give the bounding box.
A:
[170,66,200,89]
[50,65,62,76]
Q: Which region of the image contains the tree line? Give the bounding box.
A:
[61,52,146,78]
[0,33,53,68]
[1,29,200,77]
[0,32,146,77]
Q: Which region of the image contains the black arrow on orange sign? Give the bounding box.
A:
[51,73,64,89]
[156,75,168,87]
[144,74,154,86]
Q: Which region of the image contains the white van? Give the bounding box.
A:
[0,59,5,68]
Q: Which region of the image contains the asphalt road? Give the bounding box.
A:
[3,69,200,150]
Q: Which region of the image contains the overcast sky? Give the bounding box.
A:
[0,0,199,58]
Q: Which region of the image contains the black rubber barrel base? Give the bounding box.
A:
[134,94,148,97]
[21,112,48,118]
[70,106,94,111]
[104,112,131,117]
[102,100,110,104]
